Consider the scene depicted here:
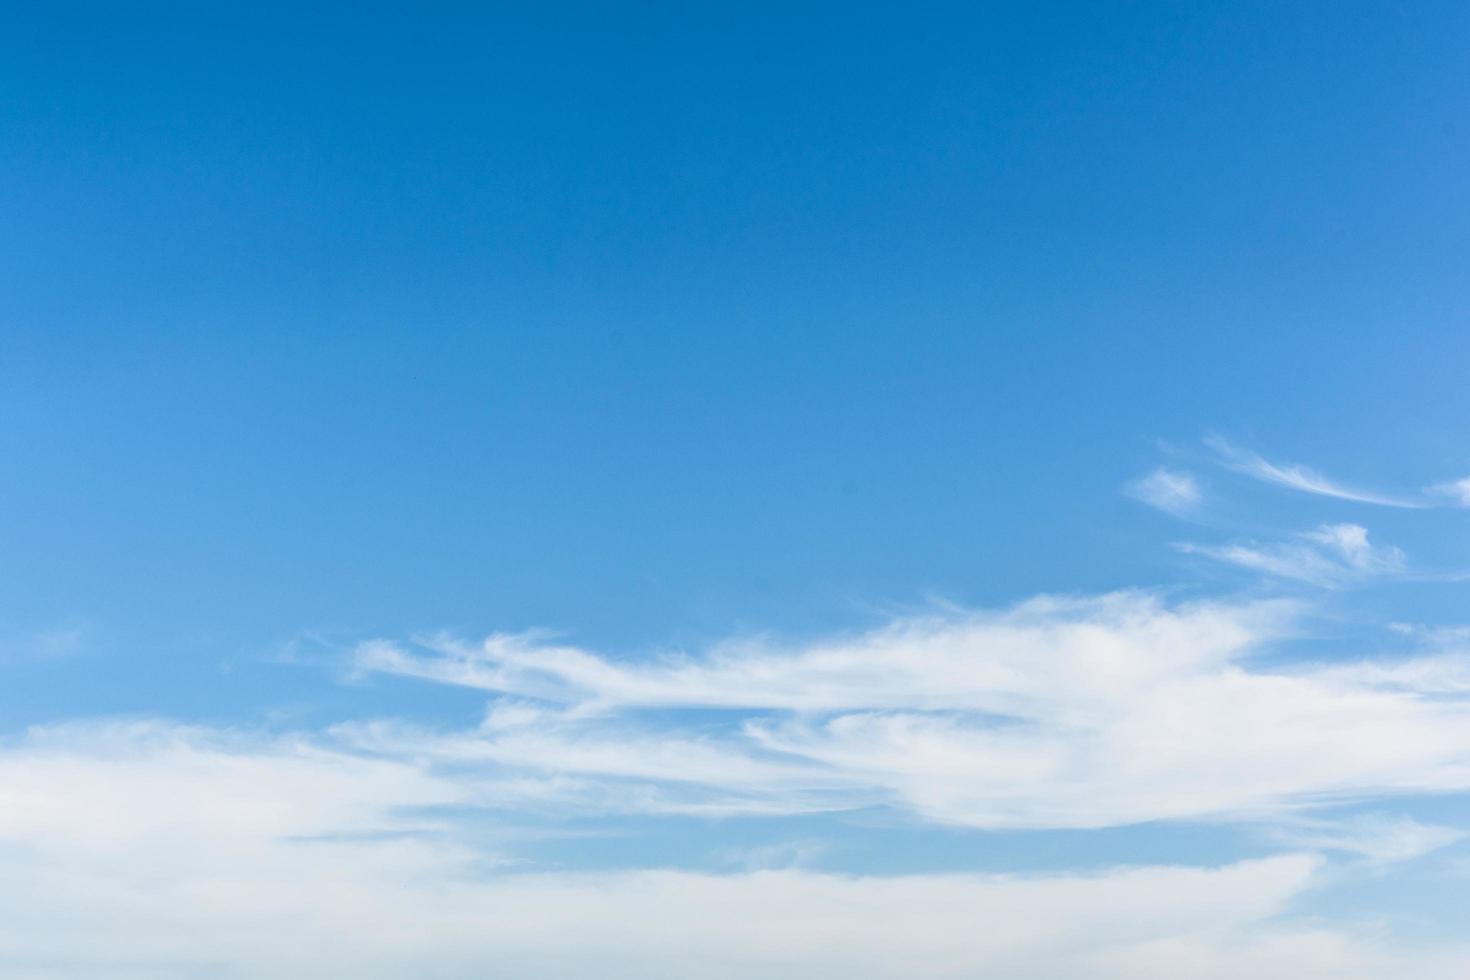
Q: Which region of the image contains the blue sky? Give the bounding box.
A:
[4,3,1470,976]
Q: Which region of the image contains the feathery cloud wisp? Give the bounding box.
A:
[1426,477,1470,508]
[1205,437,1426,508]
[1177,523,1406,588]
[1126,468,1204,516]
[354,593,1470,829]
[1267,814,1464,865]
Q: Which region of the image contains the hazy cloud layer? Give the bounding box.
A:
[8,585,1470,975]
[2,721,1466,979]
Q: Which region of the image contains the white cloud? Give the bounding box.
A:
[0,720,464,849]
[352,593,1470,830]
[1127,468,1203,516]
[1426,476,1470,507]
[337,711,873,818]
[1302,523,1397,568]
[358,594,1289,714]
[1178,523,1406,587]
[0,725,1463,980]
[1267,814,1463,864]
[1205,437,1425,508]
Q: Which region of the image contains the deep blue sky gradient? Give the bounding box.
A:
[3,2,1470,727]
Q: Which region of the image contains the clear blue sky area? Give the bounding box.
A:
[6,3,1467,715]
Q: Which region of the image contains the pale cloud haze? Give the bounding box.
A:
[1127,467,1204,516]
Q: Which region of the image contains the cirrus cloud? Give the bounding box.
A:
[353,593,1470,829]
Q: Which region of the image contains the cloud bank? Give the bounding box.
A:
[1,721,1466,979]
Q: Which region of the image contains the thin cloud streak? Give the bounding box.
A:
[1176,523,1406,588]
[1266,814,1464,865]
[1205,437,1429,508]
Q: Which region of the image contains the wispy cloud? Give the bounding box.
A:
[1267,814,1464,865]
[1426,476,1470,508]
[357,594,1290,715]
[0,623,86,663]
[1126,468,1204,516]
[0,720,464,847]
[1205,437,1428,508]
[352,593,1470,830]
[1177,523,1406,588]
